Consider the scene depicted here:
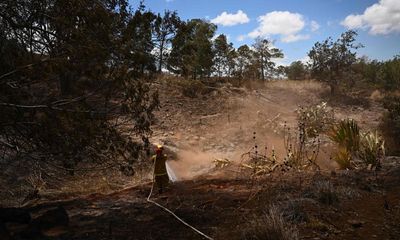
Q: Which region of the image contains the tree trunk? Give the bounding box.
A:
[260,56,265,81]
[158,41,164,73]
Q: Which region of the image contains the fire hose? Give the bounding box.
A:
[146,159,214,240]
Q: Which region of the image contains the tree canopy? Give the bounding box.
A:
[308,30,363,94]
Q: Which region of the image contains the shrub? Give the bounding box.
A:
[283,122,320,171]
[328,119,360,169]
[315,180,339,205]
[328,119,360,152]
[380,95,400,155]
[179,79,206,98]
[330,119,386,169]
[296,102,335,138]
[243,206,299,240]
[379,56,400,90]
[359,131,385,168]
[332,147,352,169]
[281,200,309,223]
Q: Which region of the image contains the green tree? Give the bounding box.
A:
[252,38,284,81]
[286,61,307,80]
[275,65,287,80]
[380,55,400,90]
[354,57,381,84]
[0,0,159,174]
[123,3,157,76]
[235,44,255,80]
[153,10,181,72]
[168,19,216,79]
[308,30,363,95]
[213,34,235,78]
[227,48,237,78]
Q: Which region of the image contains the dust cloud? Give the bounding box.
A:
[160,81,335,181]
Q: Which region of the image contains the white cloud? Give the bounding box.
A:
[282,34,310,43]
[248,11,307,43]
[211,10,250,26]
[341,0,400,35]
[310,21,320,32]
[342,15,364,29]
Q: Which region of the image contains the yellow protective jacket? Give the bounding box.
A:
[151,154,168,176]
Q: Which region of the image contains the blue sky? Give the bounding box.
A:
[131,0,400,65]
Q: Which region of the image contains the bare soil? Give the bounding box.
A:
[2,80,399,240]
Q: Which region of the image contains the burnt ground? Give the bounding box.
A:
[2,80,399,240]
[3,158,400,240]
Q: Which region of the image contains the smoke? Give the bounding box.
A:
[160,81,334,181]
[167,149,224,180]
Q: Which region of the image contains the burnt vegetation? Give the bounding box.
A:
[1,1,400,240]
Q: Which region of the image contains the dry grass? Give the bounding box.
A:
[314,180,339,205]
[242,205,299,240]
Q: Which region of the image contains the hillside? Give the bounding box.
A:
[2,80,399,240]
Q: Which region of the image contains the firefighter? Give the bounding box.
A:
[151,145,169,193]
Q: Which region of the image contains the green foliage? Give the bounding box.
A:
[359,131,385,167]
[328,119,360,169]
[234,44,257,80]
[308,30,363,95]
[168,19,216,79]
[353,56,400,90]
[0,0,159,174]
[253,38,284,81]
[213,34,229,76]
[380,56,400,90]
[296,102,335,138]
[124,6,157,76]
[380,95,400,155]
[286,61,308,80]
[153,10,181,72]
[332,147,352,169]
[329,119,386,168]
[328,119,360,153]
[213,34,236,78]
[355,58,382,84]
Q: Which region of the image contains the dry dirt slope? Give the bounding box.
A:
[151,80,384,177]
[2,80,398,240]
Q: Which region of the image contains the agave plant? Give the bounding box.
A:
[328,119,360,153]
[328,119,360,169]
[359,131,385,168]
[332,147,352,169]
